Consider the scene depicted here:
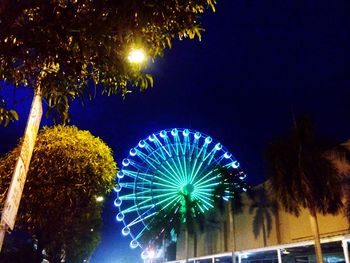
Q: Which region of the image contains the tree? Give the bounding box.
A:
[248,184,277,247]
[344,176,350,223]
[213,166,249,251]
[0,125,117,262]
[265,115,343,263]
[0,1,216,245]
[0,0,216,123]
[142,191,205,263]
[327,141,350,224]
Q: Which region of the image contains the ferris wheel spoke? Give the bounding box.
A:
[144,141,157,154]
[122,169,154,179]
[194,175,219,188]
[116,128,246,251]
[192,169,215,186]
[154,175,180,188]
[127,211,157,228]
[181,135,189,155]
[196,142,208,159]
[195,202,207,213]
[159,195,182,211]
[175,134,185,155]
[120,182,151,190]
[155,193,182,207]
[203,147,217,165]
[134,225,151,241]
[188,139,198,161]
[130,157,159,171]
[156,168,182,186]
[121,194,149,201]
[165,159,185,185]
[190,159,207,184]
[123,202,153,214]
[173,155,187,184]
[152,190,179,200]
[125,161,151,173]
[152,181,179,189]
[134,148,161,165]
[152,136,169,160]
[193,192,214,208]
[157,162,183,186]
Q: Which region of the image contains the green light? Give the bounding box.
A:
[116,128,247,250]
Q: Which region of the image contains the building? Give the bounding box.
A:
[169,184,350,263]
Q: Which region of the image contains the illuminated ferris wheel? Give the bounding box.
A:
[114,128,245,258]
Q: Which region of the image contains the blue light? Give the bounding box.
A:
[114,198,122,207]
[122,158,130,167]
[117,171,124,179]
[239,174,246,180]
[171,128,178,136]
[138,140,146,148]
[215,143,222,150]
[116,128,247,251]
[141,250,148,260]
[129,148,137,156]
[113,184,122,192]
[224,152,232,159]
[160,130,167,138]
[205,136,212,144]
[130,240,139,249]
[232,161,240,169]
[194,132,201,139]
[183,129,190,137]
[148,134,156,142]
[122,226,130,236]
[116,212,124,221]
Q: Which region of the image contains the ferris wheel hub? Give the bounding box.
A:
[182,183,195,195]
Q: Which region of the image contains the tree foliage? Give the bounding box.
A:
[0,125,117,262]
[213,166,250,214]
[265,115,345,263]
[0,0,216,123]
[248,185,277,245]
[265,115,343,216]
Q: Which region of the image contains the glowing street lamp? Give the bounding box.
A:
[95,196,104,202]
[128,49,146,64]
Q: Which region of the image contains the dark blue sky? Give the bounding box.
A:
[1,0,350,262]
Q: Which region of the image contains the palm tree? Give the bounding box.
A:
[248,184,277,246]
[344,176,350,223]
[213,166,250,251]
[265,115,343,263]
[328,142,350,224]
[142,191,205,263]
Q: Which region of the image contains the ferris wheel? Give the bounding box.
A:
[114,128,246,259]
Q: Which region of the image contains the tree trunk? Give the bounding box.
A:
[194,232,197,257]
[309,209,323,263]
[223,219,228,251]
[262,217,267,247]
[185,228,190,263]
[228,204,237,251]
[275,207,281,244]
[0,88,43,252]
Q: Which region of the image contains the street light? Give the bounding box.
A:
[96,196,104,202]
[128,49,146,64]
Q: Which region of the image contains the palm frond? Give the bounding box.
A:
[265,115,343,217]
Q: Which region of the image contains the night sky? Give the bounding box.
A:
[1,1,350,262]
